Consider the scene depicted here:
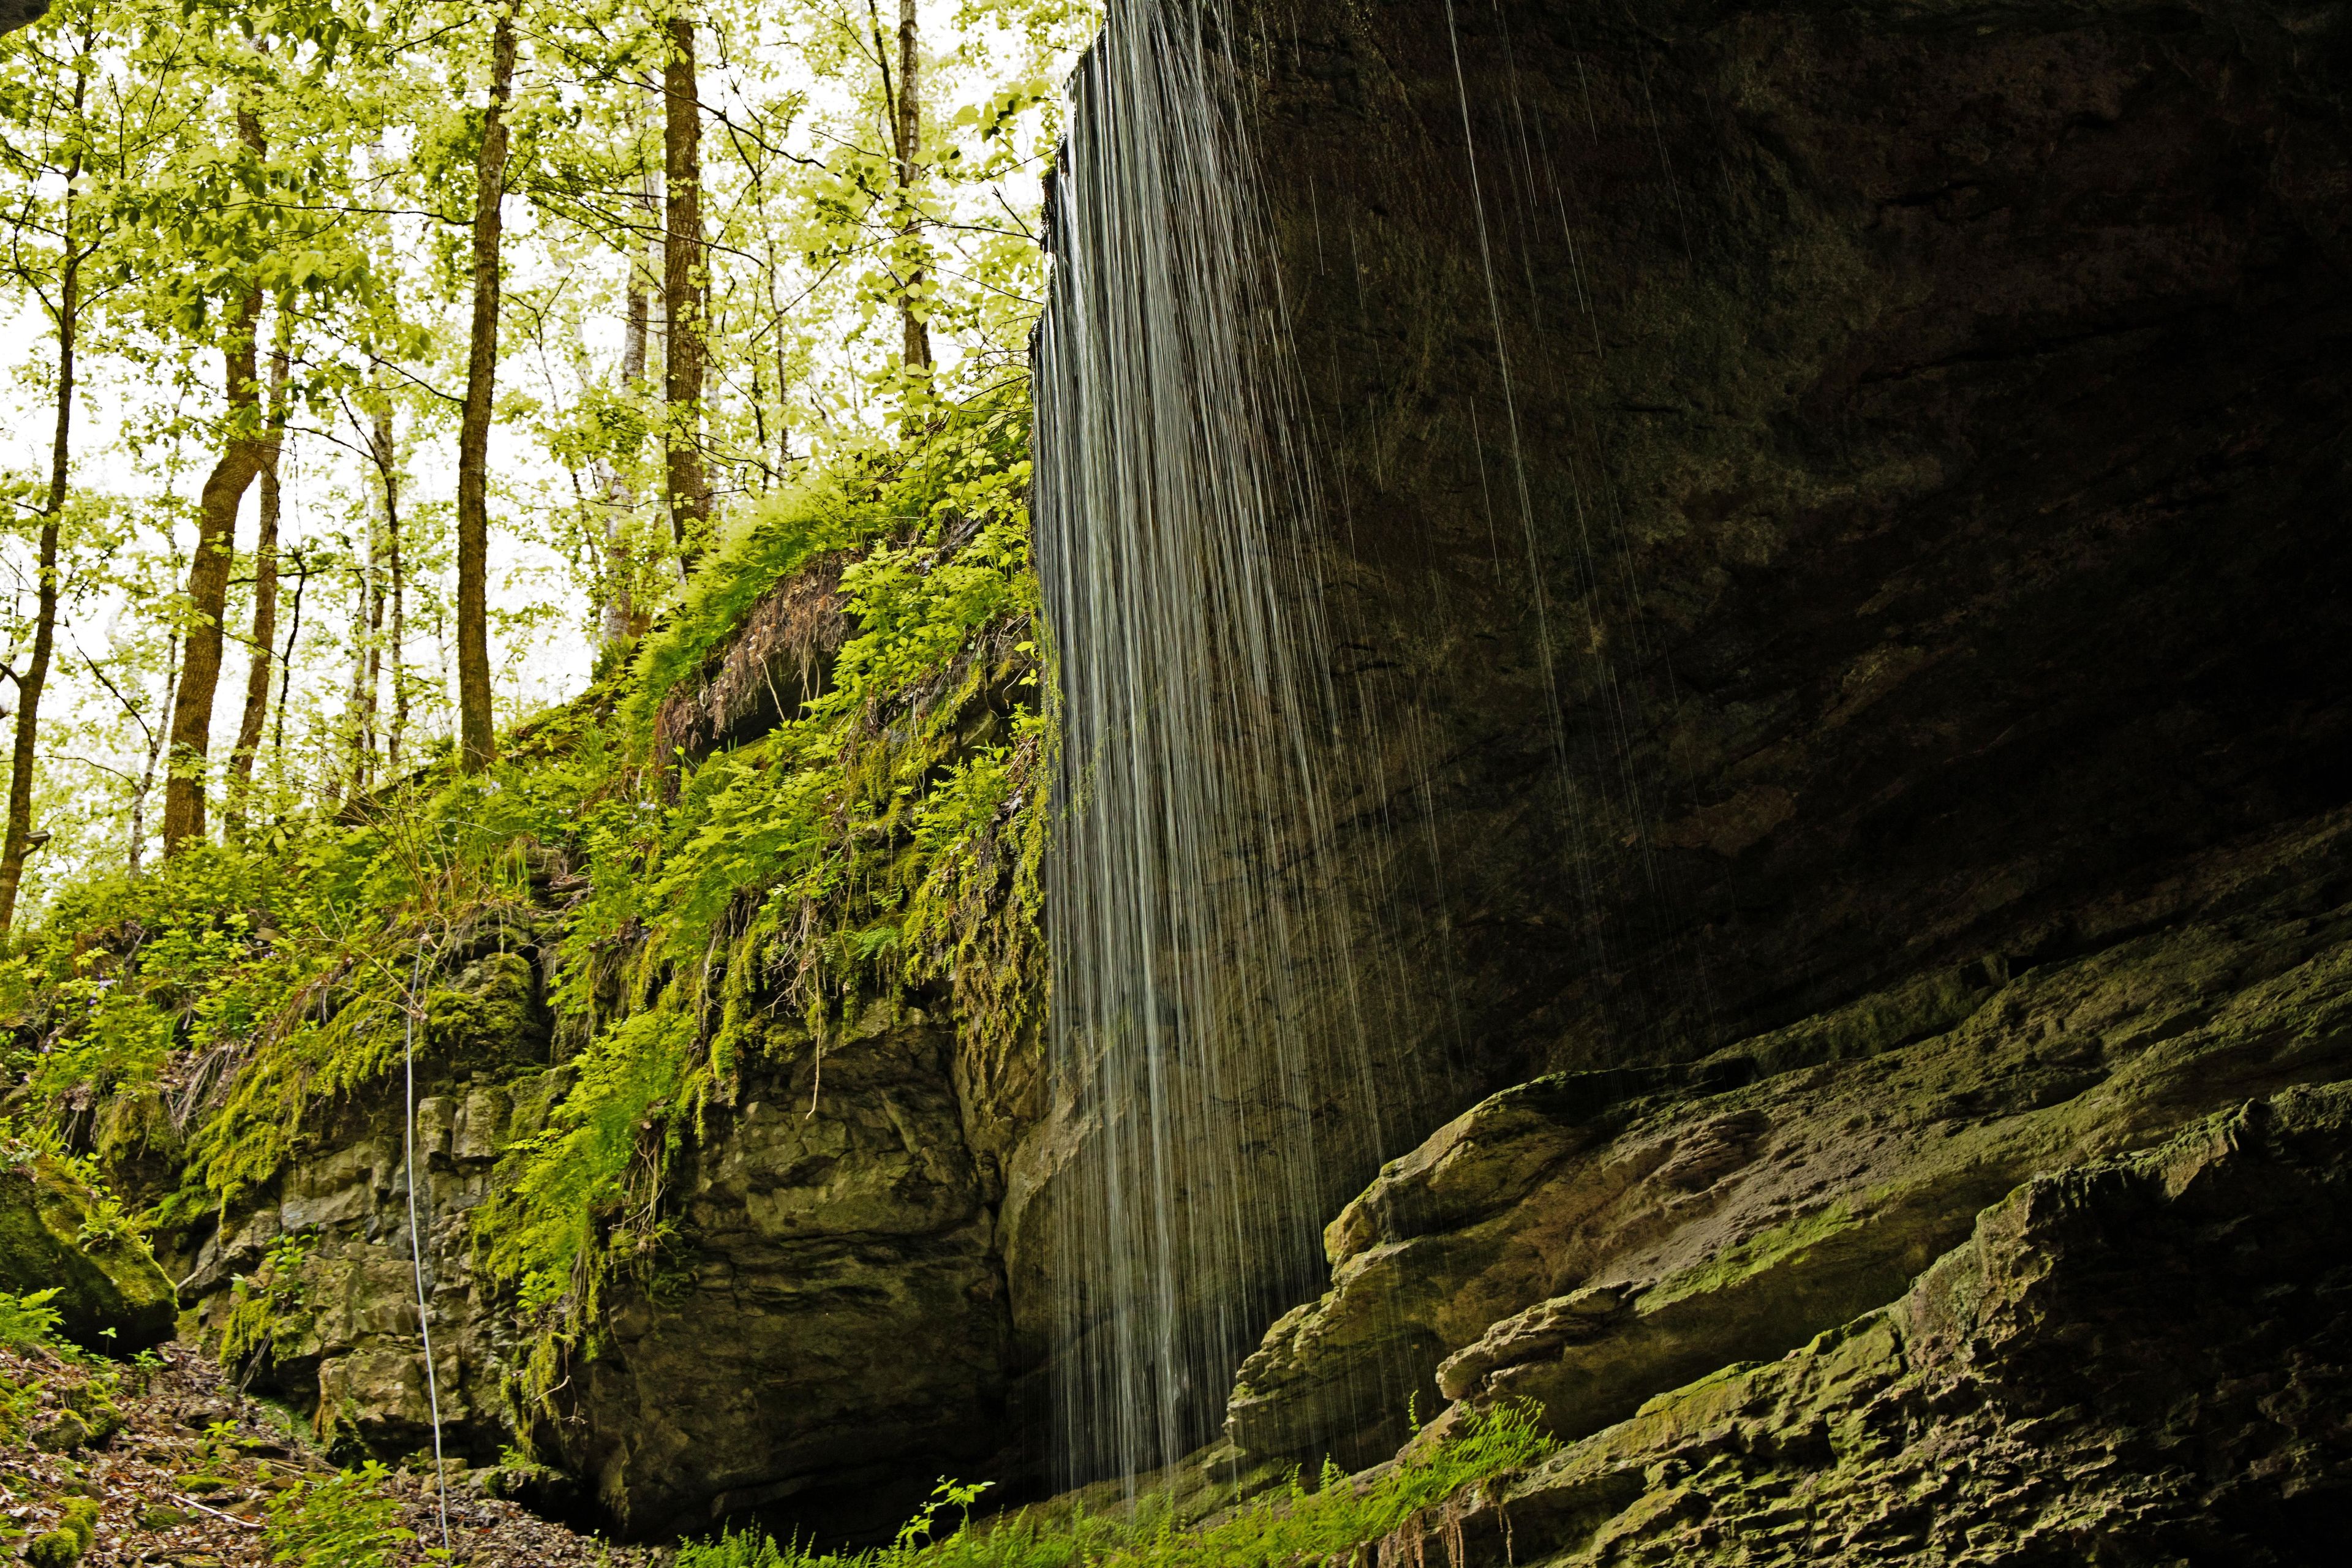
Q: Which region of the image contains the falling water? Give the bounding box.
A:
[1032,0,1386,1490]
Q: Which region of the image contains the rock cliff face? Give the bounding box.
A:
[1004,0,2352,1485]
[165,0,2352,1545]
[1228,805,2352,1469]
[172,937,1031,1541]
[1371,1081,2352,1565]
[546,998,1023,1544]
[1245,0,2352,1096]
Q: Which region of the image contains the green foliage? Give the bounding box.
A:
[218,1234,312,1371]
[0,1287,66,1352]
[676,1407,1557,1568]
[481,385,1047,1401]
[4,379,1048,1427]
[262,1461,414,1568]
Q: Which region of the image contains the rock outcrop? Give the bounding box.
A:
[1229,805,2352,1468]
[0,1153,175,1352]
[1008,0,2352,1478]
[173,928,1022,1543]
[1373,1081,2352,1564]
[547,998,1019,1544]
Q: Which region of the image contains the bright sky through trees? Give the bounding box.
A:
[0,0,1091,916]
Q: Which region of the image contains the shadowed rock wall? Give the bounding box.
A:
[1004,0,2352,1479]
[1259,0,2352,1082]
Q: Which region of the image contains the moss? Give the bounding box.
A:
[24,1496,99,1565]
[0,1158,175,1352]
[1713,963,1997,1080]
[423,949,548,1071]
[1642,1197,1868,1311]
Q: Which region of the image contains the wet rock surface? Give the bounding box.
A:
[1373,1081,2352,1565]
[1229,805,2352,1467]
[1256,0,2352,1080]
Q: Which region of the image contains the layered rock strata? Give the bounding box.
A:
[1371,1082,2352,1564]
[1230,805,2352,1466]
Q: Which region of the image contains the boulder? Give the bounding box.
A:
[0,1154,175,1352]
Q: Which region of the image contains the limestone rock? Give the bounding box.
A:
[1227,813,2352,1467]
[0,1154,175,1352]
[548,1001,1014,1543]
[1374,1083,2352,1565]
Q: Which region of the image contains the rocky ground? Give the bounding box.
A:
[0,1340,652,1567]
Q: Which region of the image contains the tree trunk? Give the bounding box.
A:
[600,195,654,652]
[664,15,710,565]
[127,631,178,878]
[162,107,273,853]
[223,330,290,840]
[160,281,266,853]
[343,520,381,802]
[895,0,930,369]
[455,9,517,774]
[371,395,407,774]
[0,219,75,930]
[269,549,307,778]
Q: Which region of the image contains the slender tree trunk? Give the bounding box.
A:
[270,549,307,774]
[895,0,930,369]
[0,212,77,930]
[455,9,517,774]
[371,396,407,774]
[766,239,791,474]
[664,14,710,565]
[163,108,273,853]
[161,281,266,853]
[600,197,654,651]
[127,631,178,878]
[224,330,290,840]
[343,522,381,802]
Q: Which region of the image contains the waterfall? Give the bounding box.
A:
[1033,0,1385,1490]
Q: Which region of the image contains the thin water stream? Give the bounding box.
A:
[1033,0,1375,1490]
[1031,0,1689,1492]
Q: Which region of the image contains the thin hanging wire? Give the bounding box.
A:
[402,944,451,1555]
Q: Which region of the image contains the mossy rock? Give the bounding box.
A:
[0,1158,176,1352]
[24,1530,84,1568]
[23,1496,97,1566]
[423,949,549,1072]
[30,1410,89,1453]
[58,1387,123,1446]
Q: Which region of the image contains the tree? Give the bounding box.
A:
[663,10,710,565]
[891,0,929,370]
[0,143,76,929]
[456,6,518,773]
[222,319,289,839]
[159,127,269,856]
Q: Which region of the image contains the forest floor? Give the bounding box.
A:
[0,1339,654,1566]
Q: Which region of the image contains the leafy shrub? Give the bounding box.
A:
[262,1461,414,1568]
[0,1287,66,1352]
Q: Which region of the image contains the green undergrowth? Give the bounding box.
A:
[676,1406,1557,1568]
[2,385,1051,1420]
